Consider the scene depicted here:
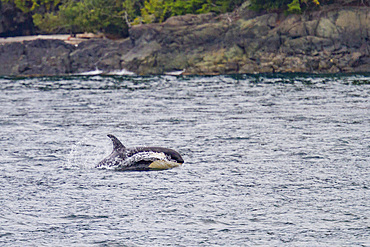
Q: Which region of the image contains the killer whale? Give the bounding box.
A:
[96,134,184,171]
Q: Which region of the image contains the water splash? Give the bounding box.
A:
[78,68,103,76]
[107,69,135,76]
[64,137,108,170]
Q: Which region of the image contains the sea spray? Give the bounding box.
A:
[64,136,109,169]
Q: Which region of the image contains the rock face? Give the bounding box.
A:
[127,5,369,74]
[0,5,369,76]
[0,1,35,37]
[0,38,134,76]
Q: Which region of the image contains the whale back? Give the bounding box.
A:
[127,146,184,164]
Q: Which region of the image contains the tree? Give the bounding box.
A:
[1,0,144,36]
[249,0,324,13]
[1,0,61,13]
[33,0,133,36]
[6,0,351,36]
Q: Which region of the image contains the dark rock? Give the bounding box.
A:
[316,18,339,39]
[335,8,367,48]
[0,42,25,75]
[281,37,312,55]
[277,15,302,36]
[70,40,111,73]
[21,39,75,75]
[0,39,74,76]
[163,13,216,26]
[70,39,133,73]
[0,1,35,37]
[354,56,370,72]
[304,20,319,36]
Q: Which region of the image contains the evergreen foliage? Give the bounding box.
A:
[1,0,61,13]
[1,0,244,34]
[249,0,323,13]
[32,0,131,36]
[139,0,244,23]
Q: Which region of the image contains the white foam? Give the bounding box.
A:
[107,69,135,76]
[165,69,185,76]
[76,68,135,76]
[78,69,103,75]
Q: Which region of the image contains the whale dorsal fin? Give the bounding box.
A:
[107,134,125,151]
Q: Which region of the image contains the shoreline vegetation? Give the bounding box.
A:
[0,0,369,76]
[1,0,367,37]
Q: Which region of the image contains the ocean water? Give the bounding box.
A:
[0,74,369,246]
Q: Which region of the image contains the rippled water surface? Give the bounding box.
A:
[0,74,369,246]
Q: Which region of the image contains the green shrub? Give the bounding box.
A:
[1,0,60,12]
[140,0,244,23]
[2,0,365,35]
[250,0,322,13]
[33,0,132,36]
[287,0,302,13]
[2,0,245,33]
[2,0,144,36]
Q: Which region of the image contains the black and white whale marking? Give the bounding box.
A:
[96,134,184,171]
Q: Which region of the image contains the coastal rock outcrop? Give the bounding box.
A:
[0,5,369,76]
[121,5,369,75]
[0,39,74,75]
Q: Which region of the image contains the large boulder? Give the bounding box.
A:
[0,39,74,76]
[335,8,370,48]
[0,42,25,75]
[69,39,133,73]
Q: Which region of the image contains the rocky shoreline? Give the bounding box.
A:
[0,5,369,76]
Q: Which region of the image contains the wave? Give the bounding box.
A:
[77,68,135,76]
